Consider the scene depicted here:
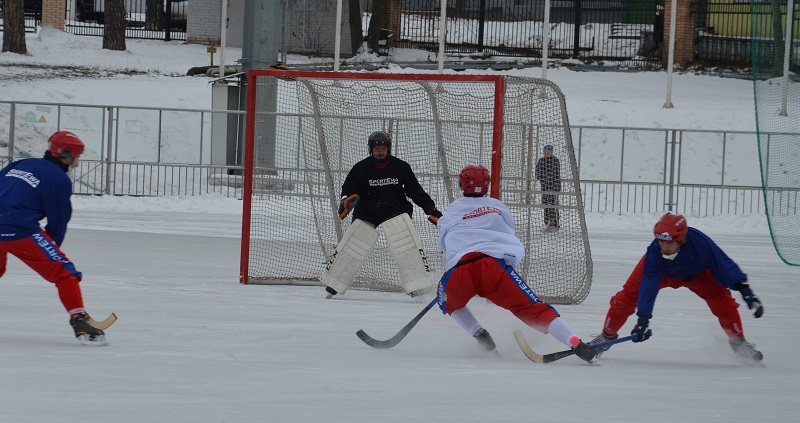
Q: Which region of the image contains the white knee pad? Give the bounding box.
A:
[321,219,378,295]
[382,214,436,294]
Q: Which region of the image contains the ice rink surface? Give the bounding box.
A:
[1,204,797,423]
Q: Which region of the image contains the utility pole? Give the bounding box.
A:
[237,0,281,167]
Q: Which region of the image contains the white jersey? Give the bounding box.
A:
[437,196,525,271]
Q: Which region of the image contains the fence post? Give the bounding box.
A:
[478,0,486,52]
[8,102,16,160]
[105,107,115,195]
[619,128,625,213]
[165,0,173,42]
[666,129,678,211]
[573,0,583,58]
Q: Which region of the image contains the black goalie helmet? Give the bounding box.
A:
[368,131,392,155]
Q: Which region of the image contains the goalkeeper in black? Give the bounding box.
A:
[322,131,442,298]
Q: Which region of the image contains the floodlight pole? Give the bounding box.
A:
[438,0,447,72]
[664,0,678,109]
[238,0,281,167]
[219,0,228,78]
[334,0,343,71]
[542,0,551,80]
[781,0,795,116]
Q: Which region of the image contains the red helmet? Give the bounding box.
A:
[459,165,490,195]
[654,212,688,243]
[48,131,85,159]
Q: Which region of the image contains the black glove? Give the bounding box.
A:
[631,315,652,343]
[736,281,764,318]
[427,209,443,226]
[338,194,359,220]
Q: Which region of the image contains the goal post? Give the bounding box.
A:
[240,69,592,304]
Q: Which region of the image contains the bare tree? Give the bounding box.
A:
[1,0,28,54]
[348,0,363,55]
[366,0,385,53]
[103,0,127,51]
[146,0,165,31]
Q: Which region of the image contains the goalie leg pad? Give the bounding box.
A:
[382,214,435,294]
[321,219,378,295]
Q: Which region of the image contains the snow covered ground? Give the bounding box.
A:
[1,28,797,423]
[1,27,756,132]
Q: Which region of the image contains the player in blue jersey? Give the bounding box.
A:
[0,131,108,346]
[588,212,764,363]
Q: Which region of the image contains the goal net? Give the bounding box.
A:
[240,70,592,304]
[751,1,800,265]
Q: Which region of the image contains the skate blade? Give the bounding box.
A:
[737,357,765,367]
[77,334,109,347]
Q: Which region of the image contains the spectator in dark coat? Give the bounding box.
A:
[535,144,561,232]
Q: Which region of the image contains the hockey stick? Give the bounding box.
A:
[356,298,436,349]
[89,313,118,331]
[514,330,634,364]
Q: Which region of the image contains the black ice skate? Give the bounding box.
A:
[474,328,497,352]
[572,341,599,364]
[70,313,109,346]
[325,286,338,299]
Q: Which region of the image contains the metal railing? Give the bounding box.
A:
[1,99,787,216]
[363,0,662,67]
[694,1,800,67]
[0,0,41,32]
[63,0,187,41]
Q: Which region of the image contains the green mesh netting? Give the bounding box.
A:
[752,0,800,265]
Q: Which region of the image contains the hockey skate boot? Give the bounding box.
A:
[587,332,619,359]
[408,285,435,300]
[70,313,109,346]
[474,328,497,352]
[325,286,338,299]
[729,337,763,363]
[572,341,599,364]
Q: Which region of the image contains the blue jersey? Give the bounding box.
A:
[637,227,747,318]
[0,158,74,245]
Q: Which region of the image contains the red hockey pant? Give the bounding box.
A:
[0,231,85,315]
[438,252,559,333]
[602,255,743,339]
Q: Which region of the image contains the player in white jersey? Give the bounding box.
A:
[436,165,597,363]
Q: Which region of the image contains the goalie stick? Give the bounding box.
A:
[514,330,634,363]
[356,298,436,349]
[89,313,118,331]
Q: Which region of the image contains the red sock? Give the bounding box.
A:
[56,277,85,316]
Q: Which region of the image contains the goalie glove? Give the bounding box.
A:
[426,209,443,226]
[736,281,764,318]
[338,194,359,220]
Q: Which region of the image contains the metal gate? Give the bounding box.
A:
[0,0,42,32]
[63,0,187,41]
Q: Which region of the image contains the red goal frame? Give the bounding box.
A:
[239,70,507,284]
